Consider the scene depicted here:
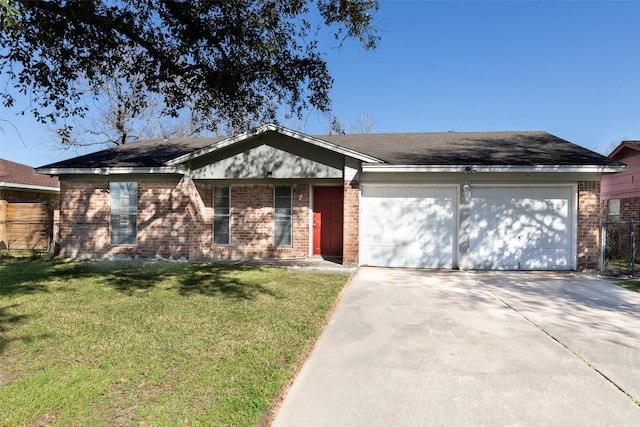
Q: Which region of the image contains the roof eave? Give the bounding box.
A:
[0,182,60,192]
[609,141,640,160]
[35,166,186,176]
[361,164,627,173]
[165,123,383,166]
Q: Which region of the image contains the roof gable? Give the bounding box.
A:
[190,143,343,179]
[166,123,381,166]
[609,140,640,161]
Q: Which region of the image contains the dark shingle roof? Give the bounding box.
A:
[40,137,225,169]
[320,131,622,167]
[38,129,621,169]
[1,158,59,188]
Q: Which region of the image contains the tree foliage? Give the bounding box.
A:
[1,0,378,135]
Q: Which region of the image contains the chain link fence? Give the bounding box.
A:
[0,220,59,255]
[600,220,638,276]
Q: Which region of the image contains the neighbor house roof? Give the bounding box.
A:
[0,158,59,191]
[37,124,625,174]
[608,140,640,161]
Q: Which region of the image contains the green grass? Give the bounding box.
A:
[0,259,349,426]
[615,279,640,293]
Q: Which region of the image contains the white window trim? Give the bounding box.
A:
[274,186,293,247]
[213,186,231,246]
[109,182,138,246]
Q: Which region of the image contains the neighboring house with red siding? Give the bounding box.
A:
[0,158,60,251]
[601,141,640,222]
[37,124,625,270]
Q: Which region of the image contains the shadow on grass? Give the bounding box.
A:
[1,258,278,300]
[1,260,280,354]
[0,259,52,298]
[175,264,278,300]
[0,303,52,355]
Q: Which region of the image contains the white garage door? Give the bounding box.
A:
[360,185,457,268]
[468,186,574,270]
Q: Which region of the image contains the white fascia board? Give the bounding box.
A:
[35,166,185,175]
[0,182,60,193]
[361,164,627,173]
[165,123,383,166]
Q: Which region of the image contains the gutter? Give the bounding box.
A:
[35,166,186,176]
[361,164,628,173]
[0,182,60,192]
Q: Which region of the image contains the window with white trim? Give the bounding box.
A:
[274,186,292,247]
[110,182,138,245]
[213,186,230,245]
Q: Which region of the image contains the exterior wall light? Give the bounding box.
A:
[463,183,471,202]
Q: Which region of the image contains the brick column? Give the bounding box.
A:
[577,181,601,270]
[0,199,7,250]
[343,159,360,265]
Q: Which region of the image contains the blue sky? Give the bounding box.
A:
[1,0,639,167]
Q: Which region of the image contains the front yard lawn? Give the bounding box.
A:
[616,279,640,293]
[0,259,348,426]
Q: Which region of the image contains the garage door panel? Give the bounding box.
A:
[519,249,571,270]
[469,186,573,270]
[360,185,457,268]
[361,241,454,269]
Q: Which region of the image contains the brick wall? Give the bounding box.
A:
[577,181,601,270]
[197,184,310,260]
[58,181,110,258]
[601,196,640,222]
[59,179,310,260]
[137,179,195,259]
[618,197,640,222]
[343,179,359,264]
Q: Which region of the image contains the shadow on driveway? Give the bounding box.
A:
[272,268,640,427]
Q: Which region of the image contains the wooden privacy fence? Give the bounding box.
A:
[0,202,57,252]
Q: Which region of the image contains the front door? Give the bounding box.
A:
[313,187,344,256]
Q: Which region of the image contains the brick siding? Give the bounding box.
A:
[577,181,601,270]
[343,179,359,264]
[601,196,640,222]
[196,184,310,260]
[58,181,110,258]
[58,179,310,260]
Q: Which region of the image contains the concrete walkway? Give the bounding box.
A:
[271,268,640,426]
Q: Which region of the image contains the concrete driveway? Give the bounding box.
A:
[271,268,640,426]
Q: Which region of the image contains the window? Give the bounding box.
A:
[110,182,137,245]
[213,186,230,245]
[274,186,292,247]
[609,199,620,222]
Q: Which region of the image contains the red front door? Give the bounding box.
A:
[313,187,344,256]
